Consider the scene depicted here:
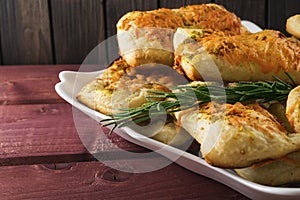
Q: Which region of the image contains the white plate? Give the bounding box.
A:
[55,21,300,199]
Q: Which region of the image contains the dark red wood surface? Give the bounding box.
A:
[0,65,249,199]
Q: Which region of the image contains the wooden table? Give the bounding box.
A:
[0,65,249,199]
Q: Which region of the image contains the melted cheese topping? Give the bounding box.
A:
[117,4,244,34]
[197,30,300,73]
[178,4,243,33]
[175,29,300,83]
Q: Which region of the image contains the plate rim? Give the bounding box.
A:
[54,21,300,199]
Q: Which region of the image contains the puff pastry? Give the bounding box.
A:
[176,101,300,168]
[77,4,300,185]
[77,58,193,146]
[235,150,300,186]
[77,59,172,115]
[234,85,300,185]
[117,3,245,67]
[174,28,300,83]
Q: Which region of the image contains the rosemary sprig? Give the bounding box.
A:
[101,75,295,133]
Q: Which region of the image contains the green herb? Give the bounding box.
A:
[101,74,295,133]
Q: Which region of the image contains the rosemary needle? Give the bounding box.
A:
[101,76,295,132]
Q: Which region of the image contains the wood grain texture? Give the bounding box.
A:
[0,103,85,162]
[0,0,53,65]
[0,64,148,165]
[105,0,158,37]
[0,65,79,104]
[268,0,300,35]
[0,161,249,199]
[0,103,146,165]
[50,0,105,64]
[215,0,266,29]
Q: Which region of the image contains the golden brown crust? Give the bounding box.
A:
[77,79,170,115]
[117,9,184,31]
[101,58,132,90]
[117,4,246,67]
[178,4,244,34]
[76,76,113,115]
[175,29,300,83]
[235,150,300,186]
[176,102,300,168]
[77,58,183,115]
[117,4,244,33]
[199,30,300,72]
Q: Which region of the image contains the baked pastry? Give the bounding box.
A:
[77,4,300,185]
[235,150,300,186]
[150,122,193,147]
[77,58,193,146]
[286,14,300,39]
[116,3,246,67]
[77,58,174,115]
[77,79,169,115]
[175,101,300,168]
[286,85,300,132]
[174,28,300,83]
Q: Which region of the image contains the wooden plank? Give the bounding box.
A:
[0,64,149,165]
[0,0,53,65]
[50,0,105,64]
[268,0,300,35]
[159,0,213,9]
[0,161,249,199]
[0,65,79,104]
[0,103,147,165]
[0,103,85,162]
[215,0,266,29]
[105,0,158,37]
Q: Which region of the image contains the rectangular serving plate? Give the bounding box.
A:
[55,21,300,200]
